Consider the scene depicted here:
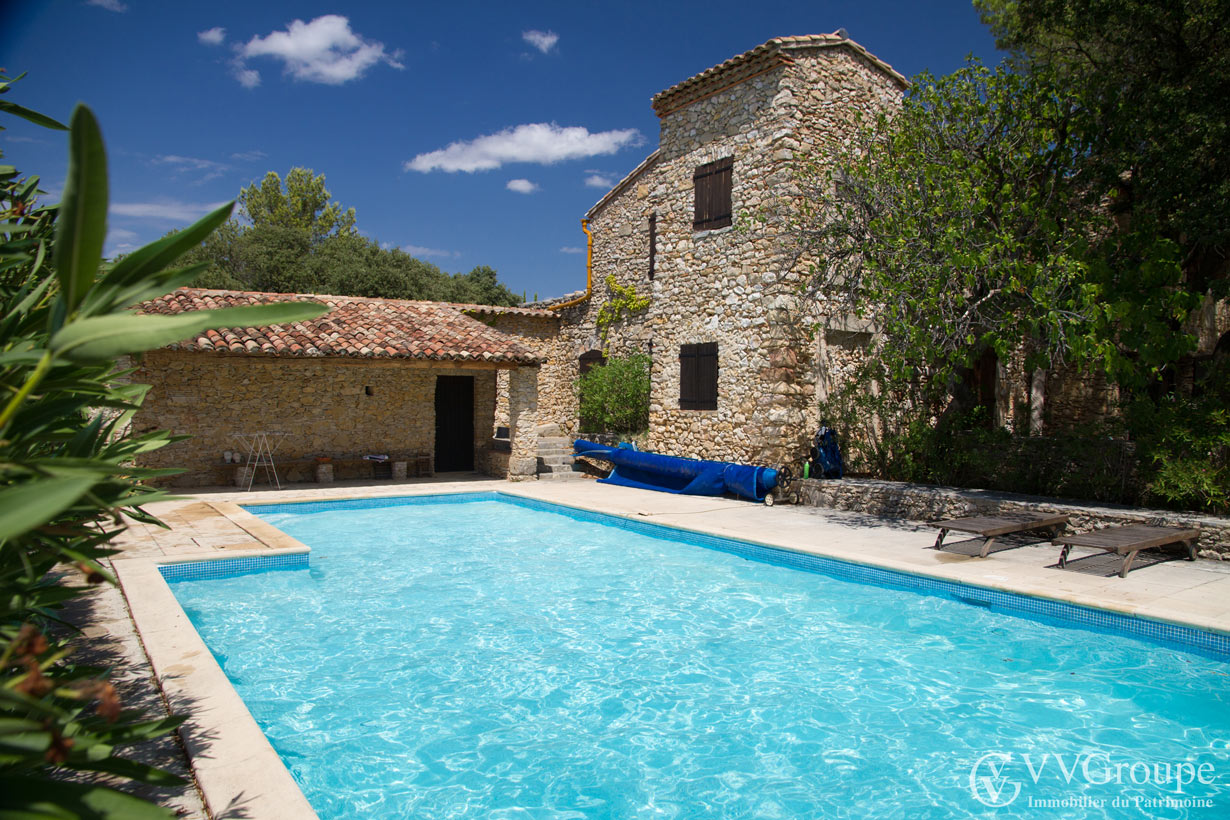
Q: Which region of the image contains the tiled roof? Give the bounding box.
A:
[451,302,556,319]
[138,288,544,364]
[651,33,908,117]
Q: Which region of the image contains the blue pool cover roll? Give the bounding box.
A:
[573,440,778,502]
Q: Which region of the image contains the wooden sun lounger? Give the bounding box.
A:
[1053,524,1200,578]
[929,513,1071,558]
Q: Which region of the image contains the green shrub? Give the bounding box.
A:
[0,77,323,816]
[577,354,650,434]
[814,355,1228,514]
[1126,359,1230,515]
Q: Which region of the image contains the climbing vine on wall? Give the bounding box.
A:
[595,274,650,350]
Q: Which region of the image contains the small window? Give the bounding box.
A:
[693,157,733,232]
[679,342,718,410]
[579,349,607,376]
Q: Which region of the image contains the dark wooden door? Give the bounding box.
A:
[434,376,474,472]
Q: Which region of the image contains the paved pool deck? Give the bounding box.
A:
[106,476,1230,819]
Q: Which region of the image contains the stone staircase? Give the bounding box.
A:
[535,424,582,482]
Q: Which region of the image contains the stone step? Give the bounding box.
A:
[538,454,575,467]
[539,462,579,474]
[537,437,573,449]
[536,447,574,457]
[537,470,584,482]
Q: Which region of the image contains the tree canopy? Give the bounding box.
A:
[797,0,1227,393]
[183,168,522,306]
[792,0,1229,512]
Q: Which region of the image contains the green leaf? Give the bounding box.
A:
[0,775,177,820]
[52,105,108,313]
[65,755,186,786]
[79,205,234,317]
[0,99,69,131]
[49,301,327,361]
[93,262,211,316]
[0,477,95,542]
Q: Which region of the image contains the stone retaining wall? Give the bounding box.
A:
[796,477,1230,558]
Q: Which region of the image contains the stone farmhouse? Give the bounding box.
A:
[131,33,1230,486]
[525,33,908,469]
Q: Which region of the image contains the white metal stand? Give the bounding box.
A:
[232,432,288,491]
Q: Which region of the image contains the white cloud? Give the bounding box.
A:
[86,0,127,12]
[506,179,539,194]
[522,30,559,54]
[230,149,268,162]
[235,15,404,86]
[153,154,230,184]
[234,67,261,89]
[198,27,226,46]
[154,154,225,171]
[585,173,615,189]
[402,244,459,259]
[111,199,230,222]
[105,227,141,256]
[406,123,642,173]
[108,227,140,241]
[559,246,585,254]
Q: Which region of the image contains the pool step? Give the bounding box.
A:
[536,435,581,481]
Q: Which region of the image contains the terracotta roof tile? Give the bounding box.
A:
[138,288,544,365]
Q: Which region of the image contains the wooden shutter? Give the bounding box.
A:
[696,342,718,410]
[693,157,733,231]
[648,212,656,281]
[679,342,718,410]
[679,344,698,409]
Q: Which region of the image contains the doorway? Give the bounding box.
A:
[434,375,474,472]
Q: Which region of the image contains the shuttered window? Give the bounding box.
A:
[579,349,607,376]
[679,342,718,410]
[693,157,733,232]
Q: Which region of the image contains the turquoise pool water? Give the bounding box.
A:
[168,494,1229,818]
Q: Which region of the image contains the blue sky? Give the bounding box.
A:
[1,1,998,300]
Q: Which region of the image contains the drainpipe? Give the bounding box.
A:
[548,219,593,311]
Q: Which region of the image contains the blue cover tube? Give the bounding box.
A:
[573,440,778,502]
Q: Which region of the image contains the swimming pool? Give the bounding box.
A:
[167,492,1229,818]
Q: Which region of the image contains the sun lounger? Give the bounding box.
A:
[929,512,1071,558]
[1053,524,1200,578]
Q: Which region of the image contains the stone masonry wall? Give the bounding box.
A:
[481,313,565,437]
[507,366,540,480]
[543,44,903,466]
[130,349,507,486]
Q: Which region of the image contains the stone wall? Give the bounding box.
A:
[130,349,510,486]
[540,43,903,467]
[796,477,1230,558]
[506,366,540,480]
[481,313,566,437]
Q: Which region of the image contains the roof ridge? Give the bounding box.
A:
[139,288,545,364]
[178,287,553,317]
[651,32,908,117]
